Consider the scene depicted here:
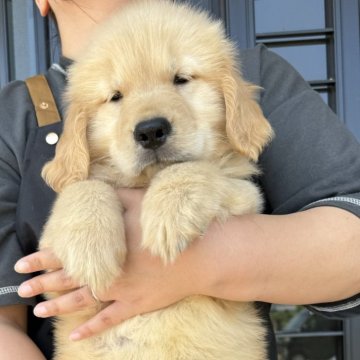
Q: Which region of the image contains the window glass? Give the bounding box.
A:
[6,0,37,80]
[255,0,325,34]
[270,44,327,81]
[271,305,344,360]
[319,92,329,105]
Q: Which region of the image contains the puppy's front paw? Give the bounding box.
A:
[141,164,223,263]
[141,196,202,263]
[40,181,126,294]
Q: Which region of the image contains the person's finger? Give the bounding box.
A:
[14,249,62,274]
[69,301,132,341]
[117,187,145,209]
[18,269,79,298]
[33,286,96,318]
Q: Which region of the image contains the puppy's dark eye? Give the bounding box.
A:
[110,91,123,102]
[173,75,190,85]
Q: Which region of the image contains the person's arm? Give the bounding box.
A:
[0,82,45,357]
[250,45,360,317]
[0,305,46,360]
[205,207,360,305]
[15,189,360,340]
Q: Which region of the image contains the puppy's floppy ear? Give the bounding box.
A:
[223,67,273,162]
[41,102,90,193]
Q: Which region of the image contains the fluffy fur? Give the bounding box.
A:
[40,1,273,359]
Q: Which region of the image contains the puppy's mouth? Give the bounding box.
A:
[136,146,193,173]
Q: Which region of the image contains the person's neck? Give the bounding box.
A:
[53,0,131,60]
[58,21,98,60]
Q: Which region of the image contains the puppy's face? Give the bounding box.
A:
[43,0,272,192]
[86,49,225,182]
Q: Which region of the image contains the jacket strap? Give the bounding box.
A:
[25,74,61,127]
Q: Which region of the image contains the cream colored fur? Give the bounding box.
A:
[40,1,273,359]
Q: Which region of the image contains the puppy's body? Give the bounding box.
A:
[40,1,273,359]
[53,297,263,360]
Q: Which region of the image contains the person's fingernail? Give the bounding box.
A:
[34,305,48,317]
[18,284,33,297]
[14,261,30,273]
[69,332,82,341]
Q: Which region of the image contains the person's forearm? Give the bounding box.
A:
[195,206,360,305]
[0,322,46,360]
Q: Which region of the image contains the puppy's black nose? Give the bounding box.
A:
[134,117,172,150]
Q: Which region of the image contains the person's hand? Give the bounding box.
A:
[68,188,199,340]
[15,248,96,317]
[15,188,202,340]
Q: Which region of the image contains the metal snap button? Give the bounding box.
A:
[46,132,59,145]
[40,102,49,110]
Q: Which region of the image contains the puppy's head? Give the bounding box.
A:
[43,0,272,193]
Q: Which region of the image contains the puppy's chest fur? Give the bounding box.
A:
[88,150,258,189]
[89,160,166,188]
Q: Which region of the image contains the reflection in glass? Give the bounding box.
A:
[270,44,327,82]
[319,92,329,105]
[271,305,343,360]
[255,0,325,34]
[6,0,37,80]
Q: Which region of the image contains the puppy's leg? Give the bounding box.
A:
[40,180,126,294]
[141,161,262,263]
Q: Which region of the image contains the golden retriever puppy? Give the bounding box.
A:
[40,1,273,359]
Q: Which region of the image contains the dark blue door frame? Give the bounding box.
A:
[333,0,360,139]
[0,0,10,88]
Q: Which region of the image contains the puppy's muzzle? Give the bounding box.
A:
[134,117,172,150]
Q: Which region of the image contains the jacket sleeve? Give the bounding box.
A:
[257,45,360,318]
[0,81,36,307]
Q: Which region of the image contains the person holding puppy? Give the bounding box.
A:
[0,0,360,359]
